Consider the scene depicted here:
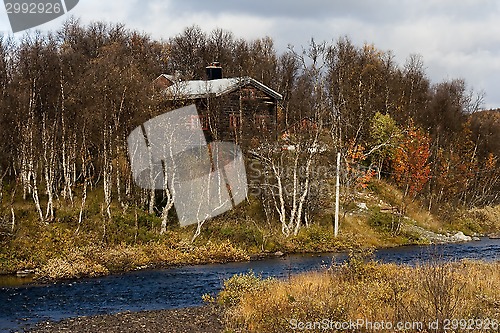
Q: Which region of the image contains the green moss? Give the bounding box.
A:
[287,224,348,252]
[107,214,162,245]
[367,208,398,234]
[455,217,483,235]
[399,230,429,245]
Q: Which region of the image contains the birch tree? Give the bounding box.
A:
[252,123,322,237]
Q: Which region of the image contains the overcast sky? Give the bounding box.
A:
[1,0,500,108]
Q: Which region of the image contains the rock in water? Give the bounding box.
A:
[452,231,472,242]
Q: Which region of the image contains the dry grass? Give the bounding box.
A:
[407,205,442,233]
[340,215,393,248]
[218,256,500,332]
[466,205,500,234]
[34,240,249,281]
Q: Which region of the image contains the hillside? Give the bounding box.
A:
[2,179,498,281]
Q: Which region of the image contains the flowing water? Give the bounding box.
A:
[1,238,499,332]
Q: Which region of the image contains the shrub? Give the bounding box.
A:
[191,240,249,264]
[287,224,346,252]
[35,249,109,280]
[97,244,150,272]
[216,270,274,306]
[368,208,400,235]
[216,225,264,250]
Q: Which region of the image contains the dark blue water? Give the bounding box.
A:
[1,238,499,332]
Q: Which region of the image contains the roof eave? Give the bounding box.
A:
[215,77,283,100]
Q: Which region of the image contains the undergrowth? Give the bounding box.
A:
[215,253,500,333]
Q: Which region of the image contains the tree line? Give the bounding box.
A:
[0,20,498,237]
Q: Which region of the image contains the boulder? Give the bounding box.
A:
[451,231,472,242]
[16,269,35,277]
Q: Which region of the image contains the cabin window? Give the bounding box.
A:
[199,114,209,130]
[189,114,209,130]
[229,114,241,129]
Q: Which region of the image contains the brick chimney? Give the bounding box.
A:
[206,62,222,80]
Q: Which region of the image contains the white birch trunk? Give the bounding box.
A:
[31,166,44,223]
[42,114,55,221]
[293,155,313,236]
[77,175,87,233]
[26,86,43,223]
[160,158,175,234]
[103,123,112,220]
[116,144,123,207]
[77,132,88,233]
[147,136,156,215]
[11,207,15,233]
[9,181,16,233]
[288,149,300,233]
[60,76,73,204]
[272,162,288,236]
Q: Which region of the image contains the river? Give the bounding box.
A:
[1,238,499,332]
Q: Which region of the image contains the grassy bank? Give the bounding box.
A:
[1,180,499,281]
[0,215,251,280]
[212,255,500,332]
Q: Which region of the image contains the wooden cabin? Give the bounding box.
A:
[154,63,282,148]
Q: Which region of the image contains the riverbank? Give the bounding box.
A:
[214,259,500,333]
[26,306,225,333]
[1,218,498,284]
[2,239,499,333]
[21,258,500,333]
[3,230,494,284]
[2,239,251,283]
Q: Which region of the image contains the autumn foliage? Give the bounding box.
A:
[391,123,432,198]
[345,140,376,190]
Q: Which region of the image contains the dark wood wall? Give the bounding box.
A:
[195,83,279,148]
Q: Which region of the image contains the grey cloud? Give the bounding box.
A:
[167,0,500,27]
[167,0,409,24]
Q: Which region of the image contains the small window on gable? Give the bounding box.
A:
[229,114,241,129]
[241,87,256,100]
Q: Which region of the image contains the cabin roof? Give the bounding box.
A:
[162,76,282,100]
[157,74,178,83]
